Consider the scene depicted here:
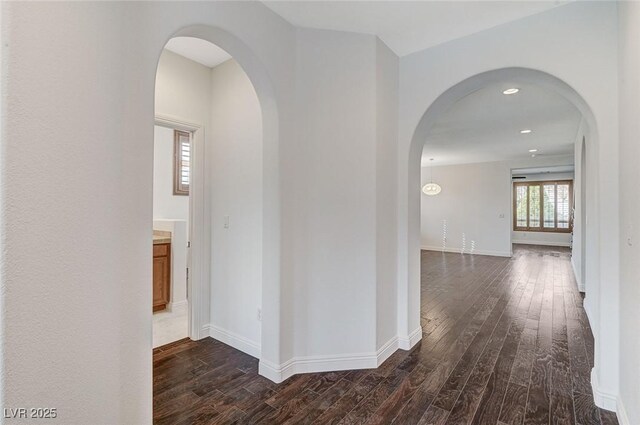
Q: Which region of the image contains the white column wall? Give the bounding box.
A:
[617,2,640,422]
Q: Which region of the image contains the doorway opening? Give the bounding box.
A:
[418,79,580,259]
[404,67,604,419]
[152,34,266,357]
[152,122,194,348]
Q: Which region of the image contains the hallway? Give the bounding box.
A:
[153,245,617,424]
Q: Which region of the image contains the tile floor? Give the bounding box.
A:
[153,305,188,348]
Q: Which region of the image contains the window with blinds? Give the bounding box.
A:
[513,180,573,232]
[173,130,190,196]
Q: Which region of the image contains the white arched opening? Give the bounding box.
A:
[153,25,281,379]
[402,66,605,401]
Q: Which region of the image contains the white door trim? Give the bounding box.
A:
[155,113,208,340]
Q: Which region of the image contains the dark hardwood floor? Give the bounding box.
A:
[153,244,618,425]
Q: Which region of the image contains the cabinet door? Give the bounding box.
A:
[153,248,171,312]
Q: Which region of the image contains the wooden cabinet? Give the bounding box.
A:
[153,243,171,312]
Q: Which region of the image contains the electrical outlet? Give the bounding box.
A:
[224,215,230,229]
[257,308,262,321]
[499,213,505,219]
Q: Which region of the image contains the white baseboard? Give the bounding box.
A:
[511,240,571,247]
[421,246,511,258]
[258,329,423,384]
[570,257,585,292]
[202,324,261,359]
[168,299,188,315]
[591,368,618,412]
[584,297,595,332]
[398,326,423,350]
[617,397,631,425]
[259,351,378,384]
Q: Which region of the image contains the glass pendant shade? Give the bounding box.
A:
[422,182,442,196]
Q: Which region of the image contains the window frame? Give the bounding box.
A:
[513,180,573,233]
[173,129,191,196]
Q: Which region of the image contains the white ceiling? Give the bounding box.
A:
[263,1,568,56]
[164,37,231,68]
[421,82,582,167]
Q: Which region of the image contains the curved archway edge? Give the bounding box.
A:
[401,67,604,397]
[154,25,282,378]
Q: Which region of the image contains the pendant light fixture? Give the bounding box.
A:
[422,158,442,196]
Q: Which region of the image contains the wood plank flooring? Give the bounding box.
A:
[153,244,617,425]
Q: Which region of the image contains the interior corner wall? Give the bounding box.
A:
[617,2,640,423]
[572,120,588,291]
[208,58,263,355]
[375,38,399,350]
[155,49,212,132]
[421,161,511,257]
[291,28,378,358]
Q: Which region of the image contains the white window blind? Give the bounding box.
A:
[513,180,573,233]
[174,130,190,196]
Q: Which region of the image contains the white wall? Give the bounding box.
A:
[617,2,640,423]
[0,2,630,422]
[208,59,263,357]
[1,2,295,422]
[290,28,377,359]
[398,2,620,409]
[511,230,571,247]
[421,161,512,257]
[511,172,574,248]
[153,125,189,222]
[156,49,212,127]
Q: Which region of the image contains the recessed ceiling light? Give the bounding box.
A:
[529,149,538,153]
[520,129,532,134]
[503,88,519,95]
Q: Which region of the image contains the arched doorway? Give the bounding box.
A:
[152,25,281,379]
[401,66,600,383]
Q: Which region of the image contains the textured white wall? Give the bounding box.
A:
[155,49,212,142]
[0,1,295,422]
[399,1,620,406]
[617,2,640,423]
[208,59,263,355]
[0,1,630,421]
[421,161,512,257]
[153,125,189,222]
[290,28,377,358]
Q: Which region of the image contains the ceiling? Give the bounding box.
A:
[421,82,582,167]
[263,1,568,57]
[165,3,569,64]
[164,37,231,68]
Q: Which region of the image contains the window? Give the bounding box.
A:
[513,180,573,232]
[173,130,190,196]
